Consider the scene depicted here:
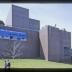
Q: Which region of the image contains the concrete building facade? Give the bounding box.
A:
[0,5,71,64]
[39,25,71,63]
[0,26,40,59]
[0,5,40,59]
[6,5,40,31]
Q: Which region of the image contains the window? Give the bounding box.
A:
[10,36,13,39]
[64,47,70,56]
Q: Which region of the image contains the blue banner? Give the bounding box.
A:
[0,29,27,41]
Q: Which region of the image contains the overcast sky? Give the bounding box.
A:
[0,3,72,47]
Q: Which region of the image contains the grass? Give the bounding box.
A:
[0,59,72,68]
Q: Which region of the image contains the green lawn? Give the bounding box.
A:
[0,59,72,68]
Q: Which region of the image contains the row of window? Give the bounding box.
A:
[0,35,27,41]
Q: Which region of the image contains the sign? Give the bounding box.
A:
[0,29,27,41]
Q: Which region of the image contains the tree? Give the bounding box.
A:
[0,20,5,26]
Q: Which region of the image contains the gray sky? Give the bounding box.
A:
[0,3,72,47]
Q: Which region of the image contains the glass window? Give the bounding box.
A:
[64,47,70,56]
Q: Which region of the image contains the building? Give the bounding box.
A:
[39,25,71,63]
[0,5,71,64]
[6,5,40,31]
[0,5,40,59]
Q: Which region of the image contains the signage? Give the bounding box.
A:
[0,29,27,41]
